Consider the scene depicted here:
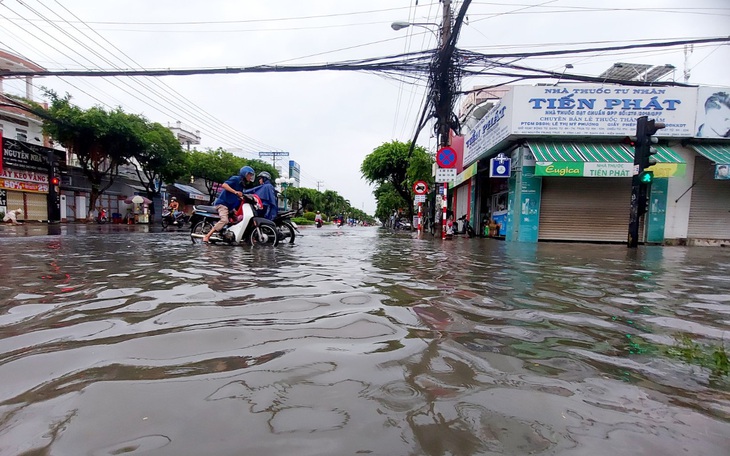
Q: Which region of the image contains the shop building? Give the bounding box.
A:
[452,84,730,244]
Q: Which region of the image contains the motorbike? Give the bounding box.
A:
[161,208,189,230]
[274,208,301,244]
[315,219,323,228]
[456,215,477,238]
[96,208,108,224]
[189,194,278,247]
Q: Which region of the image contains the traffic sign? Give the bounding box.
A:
[435,167,456,183]
[436,147,457,168]
[414,195,426,203]
[413,180,429,195]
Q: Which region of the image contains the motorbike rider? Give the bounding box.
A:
[314,211,323,226]
[168,197,181,222]
[202,166,256,243]
[244,171,278,221]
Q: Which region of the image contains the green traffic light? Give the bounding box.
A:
[639,171,653,184]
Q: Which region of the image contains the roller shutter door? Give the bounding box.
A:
[6,191,24,221]
[539,177,637,242]
[455,183,470,219]
[5,191,48,222]
[687,156,730,240]
[24,193,47,221]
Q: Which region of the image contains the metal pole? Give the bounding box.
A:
[628,116,647,248]
[418,202,423,233]
[442,183,448,240]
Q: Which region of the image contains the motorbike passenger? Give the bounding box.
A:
[244,171,278,221]
[202,166,256,243]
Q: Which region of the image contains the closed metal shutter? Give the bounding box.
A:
[6,191,47,221]
[688,156,730,240]
[455,183,470,219]
[25,193,48,221]
[6,191,24,221]
[539,177,636,242]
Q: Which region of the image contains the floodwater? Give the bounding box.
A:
[0,224,728,455]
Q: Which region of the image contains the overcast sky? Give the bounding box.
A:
[1,0,728,214]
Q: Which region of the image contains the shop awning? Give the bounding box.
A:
[528,142,584,162]
[575,143,633,162]
[528,142,684,164]
[172,183,208,201]
[689,144,730,165]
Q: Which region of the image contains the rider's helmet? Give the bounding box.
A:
[239,166,255,180]
[257,171,272,182]
[316,211,320,214]
[170,197,177,201]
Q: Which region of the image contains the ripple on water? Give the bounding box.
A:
[90,435,172,455]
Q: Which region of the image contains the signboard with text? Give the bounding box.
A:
[2,138,53,173]
[435,167,457,183]
[463,84,705,168]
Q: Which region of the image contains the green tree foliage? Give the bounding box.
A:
[39,92,146,217]
[361,140,433,222]
[133,122,186,196]
[373,182,408,223]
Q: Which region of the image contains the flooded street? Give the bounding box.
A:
[0,225,728,455]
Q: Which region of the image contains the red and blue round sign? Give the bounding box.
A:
[436,147,457,168]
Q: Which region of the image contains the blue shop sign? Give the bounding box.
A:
[489,153,511,178]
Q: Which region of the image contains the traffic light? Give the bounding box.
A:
[634,117,665,174]
[638,170,653,184]
[50,177,60,186]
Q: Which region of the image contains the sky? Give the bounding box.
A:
[1,0,728,215]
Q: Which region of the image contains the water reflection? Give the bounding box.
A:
[0,227,728,455]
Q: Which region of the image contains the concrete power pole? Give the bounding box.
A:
[316,181,324,192]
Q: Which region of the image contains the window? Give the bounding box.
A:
[16,128,27,141]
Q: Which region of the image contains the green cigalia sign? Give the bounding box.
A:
[535,162,584,177]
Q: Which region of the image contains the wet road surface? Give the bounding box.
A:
[0,224,728,455]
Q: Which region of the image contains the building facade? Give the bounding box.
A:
[452,84,730,245]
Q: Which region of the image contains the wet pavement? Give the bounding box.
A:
[0,224,728,455]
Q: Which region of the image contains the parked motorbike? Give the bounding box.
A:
[189,194,278,247]
[161,208,189,230]
[274,208,301,244]
[456,215,476,238]
[96,208,108,224]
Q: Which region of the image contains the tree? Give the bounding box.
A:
[373,182,408,224]
[361,140,433,222]
[40,92,146,219]
[132,122,186,198]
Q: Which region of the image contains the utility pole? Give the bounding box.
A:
[316,181,324,192]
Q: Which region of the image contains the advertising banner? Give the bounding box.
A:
[695,87,730,139]
[511,84,696,137]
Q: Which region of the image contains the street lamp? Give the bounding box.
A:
[390,21,440,39]
[554,64,574,86]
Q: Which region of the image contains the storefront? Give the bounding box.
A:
[686,144,730,242]
[458,83,716,244]
[1,136,61,222]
